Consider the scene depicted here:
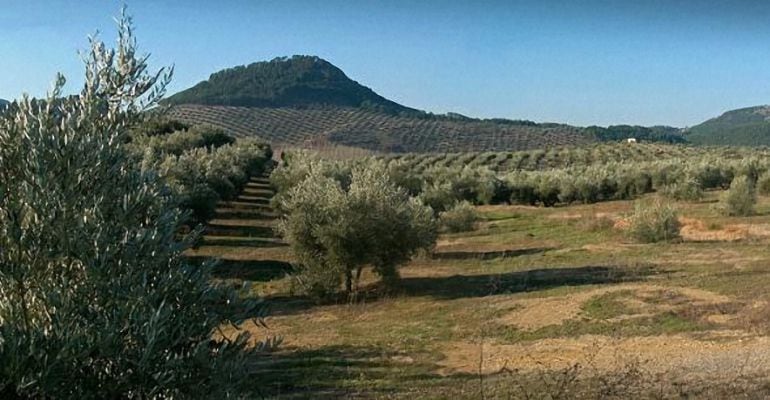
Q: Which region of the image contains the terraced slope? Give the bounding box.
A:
[185,173,293,281]
[166,104,590,153]
[382,143,765,173]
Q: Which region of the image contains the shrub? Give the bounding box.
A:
[720,175,756,216]
[132,118,189,137]
[156,139,271,223]
[628,199,681,243]
[439,201,479,232]
[576,213,615,232]
[0,11,267,398]
[660,176,703,201]
[757,171,770,195]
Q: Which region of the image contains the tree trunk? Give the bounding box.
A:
[378,264,400,289]
[345,269,353,294]
[354,266,364,289]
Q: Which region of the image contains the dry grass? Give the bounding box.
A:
[202,181,770,398]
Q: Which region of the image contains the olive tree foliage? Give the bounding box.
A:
[439,201,479,233]
[720,175,756,216]
[277,163,437,299]
[628,199,681,243]
[0,11,267,399]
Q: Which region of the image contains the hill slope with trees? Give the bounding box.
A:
[164,55,420,115]
[164,56,694,152]
[165,104,590,152]
[162,56,597,152]
[686,105,770,146]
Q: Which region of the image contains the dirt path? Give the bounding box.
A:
[184,173,292,267]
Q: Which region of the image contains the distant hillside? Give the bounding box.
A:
[0,99,8,108]
[164,55,683,153]
[166,105,590,153]
[164,55,419,115]
[584,125,685,144]
[686,106,770,146]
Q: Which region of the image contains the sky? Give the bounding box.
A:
[3,0,770,127]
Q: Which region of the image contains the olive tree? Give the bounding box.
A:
[278,163,436,298]
[0,11,267,398]
[721,175,756,216]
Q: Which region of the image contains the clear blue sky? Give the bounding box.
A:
[3,0,770,127]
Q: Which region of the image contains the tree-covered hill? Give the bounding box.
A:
[0,99,8,108]
[164,55,420,115]
[166,104,590,153]
[686,105,770,146]
[163,55,690,153]
[584,125,685,143]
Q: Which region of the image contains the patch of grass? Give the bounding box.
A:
[581,290,637,319]
[480,209,522,221]
[495,310,709,342]
[574,213,615,232]
[707,221,723,230]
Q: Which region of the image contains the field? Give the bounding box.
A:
[166,104,590,153]
[184,150,770,398]
[381,143,770,172]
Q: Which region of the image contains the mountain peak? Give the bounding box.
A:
[164,55,419,114]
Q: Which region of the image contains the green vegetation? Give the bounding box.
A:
[757,171,770,195]
[660,175,704,201]
[0,12,267,398]
[275,144,770,212]
[164,55,419,115]
[439,201,479,233]
[149,136,272,223]
[720,175,757,216]
[162,57,694,153]
[132,123,235,155]
[581,290,638,319]
[167,103,590,152]
[381,143,770,173]
[686,105,770,146]
[627,199,681,243]
[8,10,770,399]
[234,182,770,398]
[584,124,685,143]
[276,162,436,298]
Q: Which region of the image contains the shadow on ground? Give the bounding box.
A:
[266,263,661,317]
[187,256,293,282]
[432,246,554,260]
[246,340,770,399]
[247,344,446,399]
[200,237,288,248]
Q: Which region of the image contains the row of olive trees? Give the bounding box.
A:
[627,173,759,244]
[145,138,272,223]
[131,122,236,155]
[380,156,769,208]
[0,11,268,398]
[385,143,770,173]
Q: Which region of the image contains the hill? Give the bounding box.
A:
[165,104,590,153]
[164,56,683,153]
[164,55,419,115]
[686,105,770,146]
[0,99,8,108]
